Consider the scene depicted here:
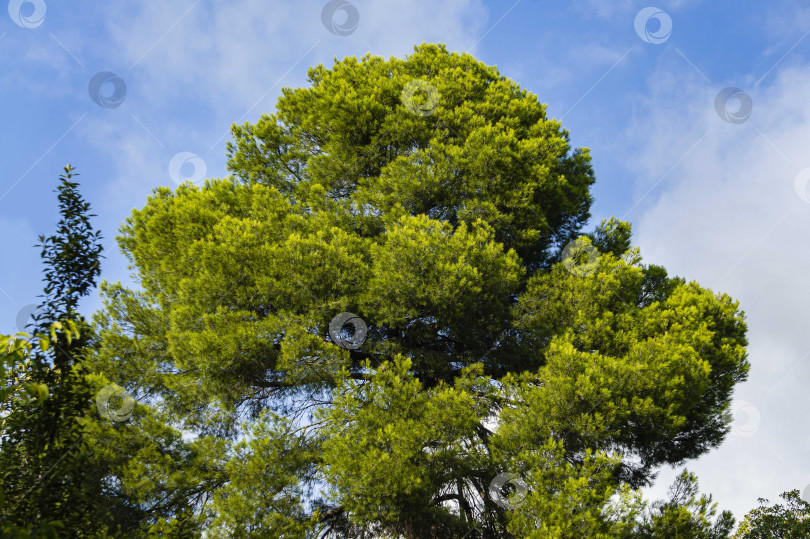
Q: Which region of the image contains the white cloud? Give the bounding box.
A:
[628,57,810,520]
[70,0,489,299]
[96,0,486,113]
[87,0,488,171]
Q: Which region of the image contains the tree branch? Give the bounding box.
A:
[319,506,344,522]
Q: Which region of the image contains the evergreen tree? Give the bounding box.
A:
[94,44,749,537]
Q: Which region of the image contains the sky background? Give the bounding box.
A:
[2,0,809,522]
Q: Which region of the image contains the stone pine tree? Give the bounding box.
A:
[93,44,749,537]
[0,165,108,534]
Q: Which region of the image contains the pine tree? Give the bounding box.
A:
[94,45,749,537]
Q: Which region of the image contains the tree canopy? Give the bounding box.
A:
[65,44,752,537]
[734,490,810,538]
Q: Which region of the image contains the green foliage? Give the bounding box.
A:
[90,45,749,536]
[0,166,172,537]
[506,468,733,538]
[587,216,632,257]
[0,165,212,536]
[634,471,735,538]
[502,255,748,486]
[734,490,810,538]
[318,357,486,536]
[79,370,228,536]
[0,165,108,534]
[34,164,103,335]
[209,412,320,537]
[503,441,640,538]
[0,519,63,539]
[0,333,49,408]
[226,43,594,273]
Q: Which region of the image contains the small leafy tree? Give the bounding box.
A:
[0,165,106,533]
[734,490,810,538]
[0,166,207,536]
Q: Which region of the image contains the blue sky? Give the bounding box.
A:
[3,0,810,521]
